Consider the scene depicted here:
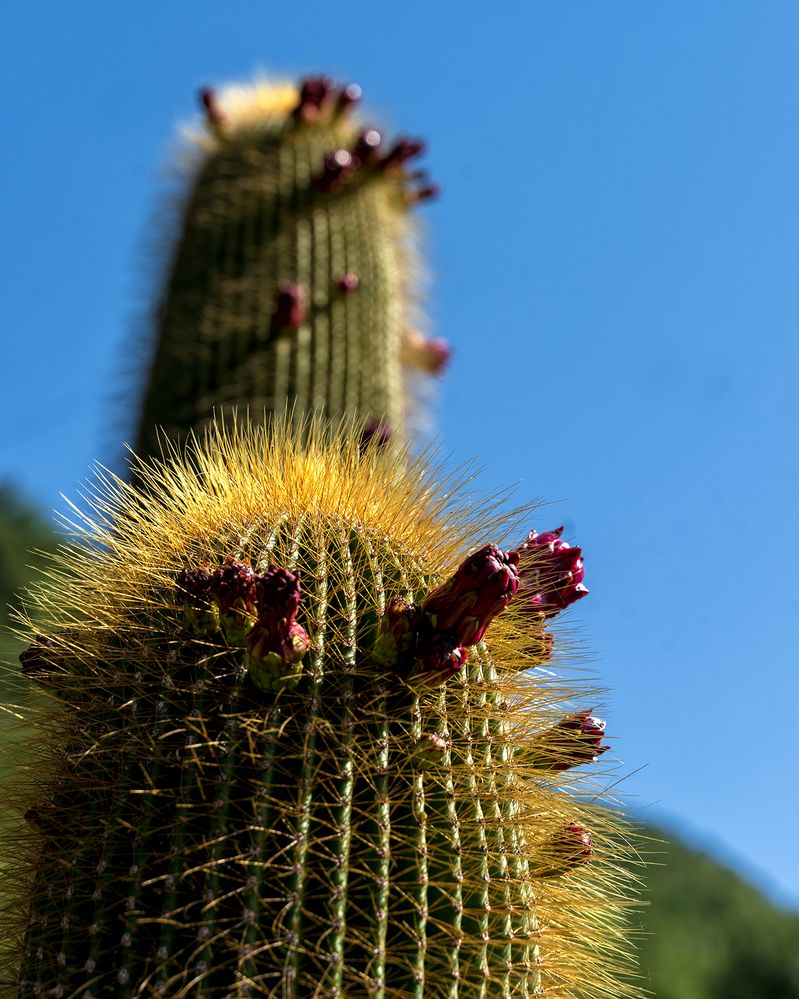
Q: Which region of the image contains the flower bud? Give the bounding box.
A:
[517,526,588,618]
[19,634,60,686]
[316,149,358,194]
[372,598,421,669]
[337,272,360,294]
[402,331,451,376]
[535,824,593,878]
[335,82,362,115]
[411,733,448,769]
[421,545,520,648]
[352,128,383,165]
[199,87,225,134]
[244,568,310,692]
[176,566,219,636]
[410,638,468,687]
[377,137,425,170]
[208,558,258,645]
[293,75,336,122]
[530,711,609,771]
[271,283,305,332]
[359,418,392,454]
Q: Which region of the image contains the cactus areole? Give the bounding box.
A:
[6,421,640,998]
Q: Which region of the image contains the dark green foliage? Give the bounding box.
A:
[637,826,799,998]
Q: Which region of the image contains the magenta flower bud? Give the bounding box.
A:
[531,710,609,771]
[293,75,336,121]
[359,418,392,453]
[176,566,220,636]
[372,598,421,668]
[406,182,440,207]
[411,733,448,769]
[199,87,225,131]
[410,639,469,687]
[316,149,358,194]
[337,272,360,294]
[19,634,59,683]
[208,558,258,645]
[402,331,452,376]
[335,82,362,115]
[244,567,310,692]
[536,825,593,878]
[518,527,589,618]
[421,545,520,648]
[353,128,383,165]
[271,283,305,332]
[530,626,554,663]
[377,137,426,170]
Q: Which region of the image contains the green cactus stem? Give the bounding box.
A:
[5,421,641,998]
[135,77,446,458]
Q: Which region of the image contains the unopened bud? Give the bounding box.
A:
[245,568,310,692]
[359,418,392,453]
[517,527,588,618]
[337,272,360,294]
[293,75,336,122]
[378,137,425,170]
[335,83,362,115]
[271,283,305,332]
[353,128,383,165]
[199,87,225,134]
[176,566,219,636]
[372,599,421,669]
[412,733,448,769]
[421,545,520,648]
[530,711,608,771]
[535,825,593,877]
[209,558,258,645]
[410,639,468,687]
[402,331,451,376]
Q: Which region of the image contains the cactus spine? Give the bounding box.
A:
[136,77,443,457]
[8,422,639,997]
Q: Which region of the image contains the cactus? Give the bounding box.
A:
[5,420,640,997]
[135,76,445,457]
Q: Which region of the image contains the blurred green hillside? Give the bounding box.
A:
[1,487,797,997]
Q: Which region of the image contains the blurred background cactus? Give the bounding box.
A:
[136,75,446,457]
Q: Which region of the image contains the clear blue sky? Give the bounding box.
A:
[3,3,799,907]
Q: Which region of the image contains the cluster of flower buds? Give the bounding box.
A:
[176,560,310,692]
[530,710,609,771]
[315,126,436,204]
[516,526,588,618]
[535,824,593,878]
[401,330,452,376]
[270,283,306,333]
[293,76,362,123]
[372,545,520,686]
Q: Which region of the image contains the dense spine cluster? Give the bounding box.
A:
[7,424,640,997]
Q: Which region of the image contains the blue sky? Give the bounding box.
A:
[3,3,799,906]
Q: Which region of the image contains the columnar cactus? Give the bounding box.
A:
[135,76,445,456]
[7,421,641,997]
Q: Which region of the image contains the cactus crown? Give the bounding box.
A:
[5,419,641,997]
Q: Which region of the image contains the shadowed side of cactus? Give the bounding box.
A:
[6,421,641,998]
[136,77,445,458]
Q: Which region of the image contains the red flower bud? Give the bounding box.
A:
[530,710,609,771]
[377,137,426,171]
[353,128,383,165]
[245,568,310,692]
[402,331,451,376]
[372,598,421,668]
[199,87,225,132]
[271,283,305,332]
[316,149,358,194]
[337,272,360,294]
[19,634,60,684]
[536,825,593,878]
[421,545,520,647]
[359,418,392,453]
[293,75,336,122]
[410,639,469,687]
[176,566,220,636]
[517,527,588,618]
[208,558,258,645]
[411,733,448,769]
[335,82,362,115]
